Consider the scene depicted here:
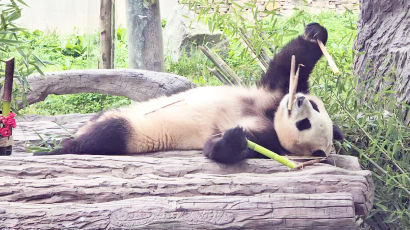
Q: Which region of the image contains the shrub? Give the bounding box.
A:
[0,0,44,109]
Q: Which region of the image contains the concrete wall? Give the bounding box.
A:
[16,0,178,35]
[16,0,358,35]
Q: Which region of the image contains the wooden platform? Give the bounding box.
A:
[0,115,374,229]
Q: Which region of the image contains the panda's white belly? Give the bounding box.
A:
[118,86,280,153]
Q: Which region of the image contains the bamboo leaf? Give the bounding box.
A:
[32,63,44,75]
[0,38,23,44]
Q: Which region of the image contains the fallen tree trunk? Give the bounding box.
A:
[0,153,373,229]
[18,69,195,108]
[1,193,356,229]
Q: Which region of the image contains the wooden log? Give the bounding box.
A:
[0,193,357,229]
[17,69,195,108]
[0,154,373,215]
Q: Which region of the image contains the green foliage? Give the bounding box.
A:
[181,1,409,228]
[61,35,87,57]
[21,93,130,115]
[114,27,129,68]
[0,0,44,109]
[180,0,269,84]
[19,26,129,71]
[161,19,167,28]
[18,28,131,115]
[165,45,221,86]
[20,30,95,70]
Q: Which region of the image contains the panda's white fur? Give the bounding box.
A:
[76,86,282,153]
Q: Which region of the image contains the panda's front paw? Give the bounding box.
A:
[221,126,248,152]
[203,126,249,164]
[304,22,327,44]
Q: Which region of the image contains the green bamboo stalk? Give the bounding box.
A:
[207,67,232,85]
[247,139,296,169]
[199,45,243,86]
[239,28,270,71]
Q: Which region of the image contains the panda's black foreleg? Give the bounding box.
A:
[203,126,258,164]
[260,22,328,94]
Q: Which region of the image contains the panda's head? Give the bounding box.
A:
[274,93,343,157]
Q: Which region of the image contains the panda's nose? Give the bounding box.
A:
[297,96,305,107]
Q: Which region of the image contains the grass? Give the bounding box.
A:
[15,8,408,229]
[19,28,131,115]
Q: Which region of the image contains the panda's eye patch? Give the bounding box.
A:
[309,100,320,112]
[296,118,311,131]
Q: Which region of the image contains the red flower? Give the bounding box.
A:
[0,127,10,137]
[6,119,16,128]
[6,118,14,126]
[0,113,16,137]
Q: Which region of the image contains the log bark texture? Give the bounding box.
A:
[0,153,373,229]
[126,0,164,71]
[18,69,195,108]
[353,0,410,124]
[0,193,357,229]
[5,114,374,229]
[99,0,114,69]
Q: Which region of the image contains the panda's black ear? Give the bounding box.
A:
[333,124,344,141]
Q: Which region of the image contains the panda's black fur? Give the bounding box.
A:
[35,23,343,164]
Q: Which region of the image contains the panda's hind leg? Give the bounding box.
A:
[203,126,256,164]
[34,117,130,155]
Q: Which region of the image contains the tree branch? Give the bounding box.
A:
[18,69,195,108]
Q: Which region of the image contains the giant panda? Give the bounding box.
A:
[34,23,344,164]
